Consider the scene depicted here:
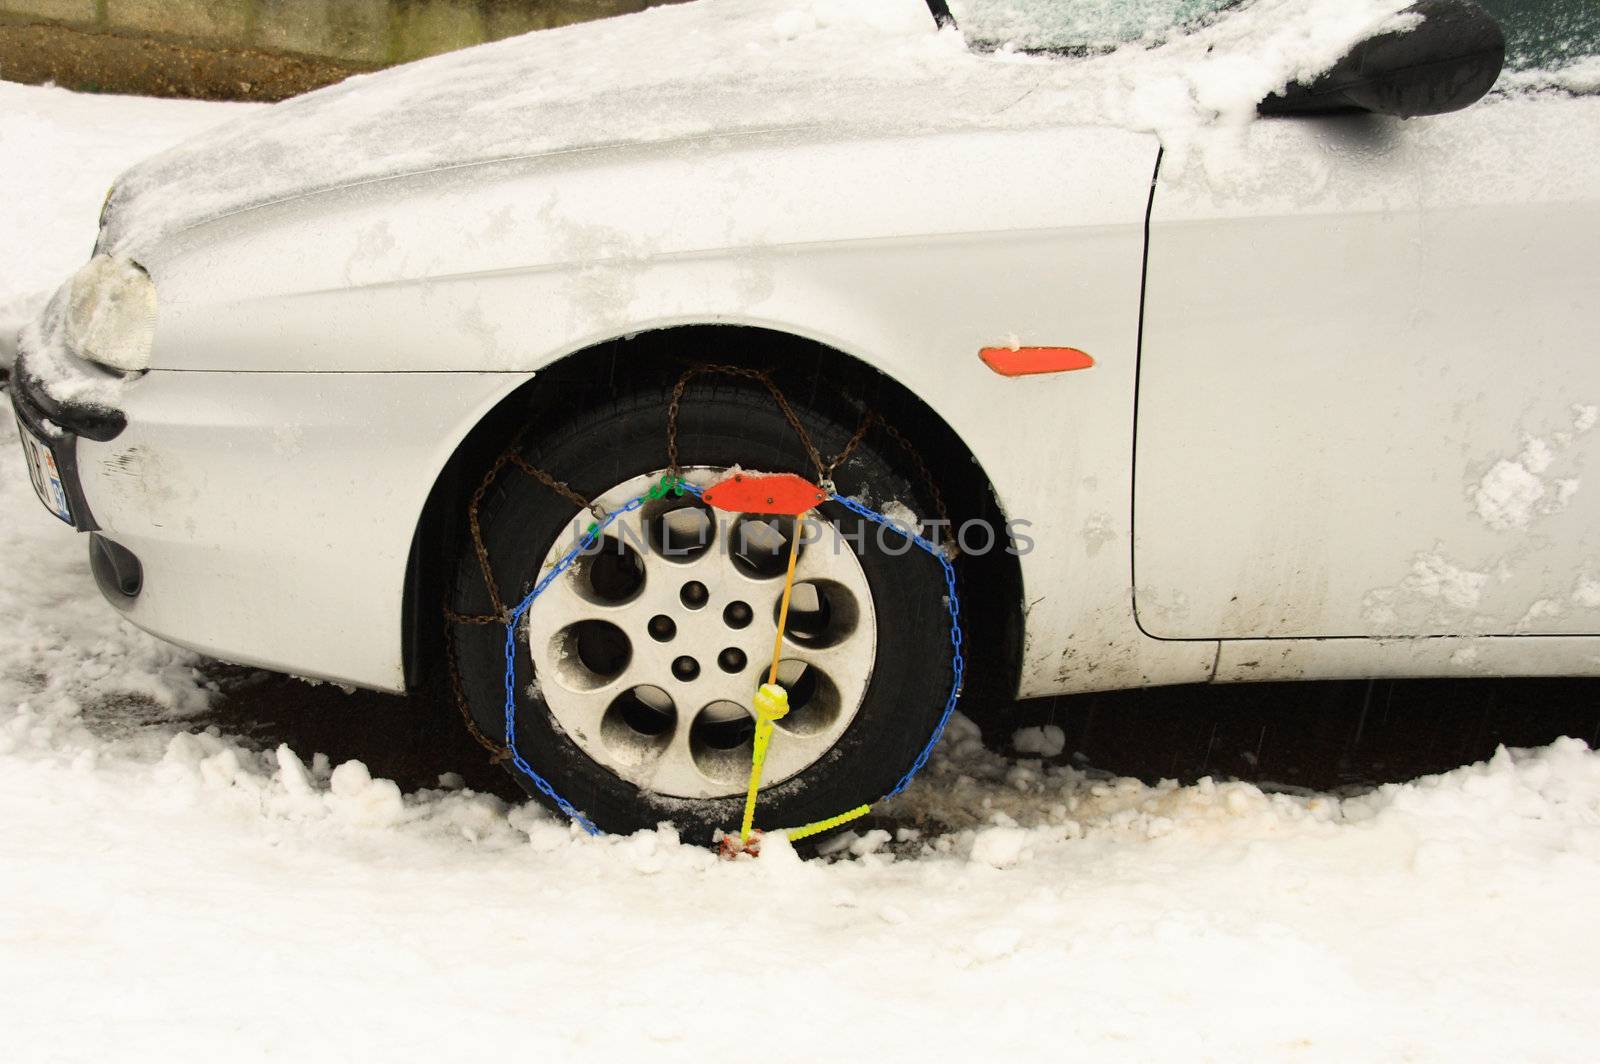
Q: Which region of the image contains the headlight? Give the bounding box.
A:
[64,254,157,373]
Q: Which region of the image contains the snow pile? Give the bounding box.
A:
[1011,722,1065,757]
[155,729,532,843]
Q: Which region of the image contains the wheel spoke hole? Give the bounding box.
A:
[776,580,859,649]
[680,581,709,610]
[760,659,841,738]
[569,535,645,605]
[601,685,676,765]
[671,656,701,682]
[690,701,755,781]
[550,620,631,691]
[717,647,747,673]
[730,515,803,579]
[723,600,753,629]
[647,615,676,642]
[645,496,716,563]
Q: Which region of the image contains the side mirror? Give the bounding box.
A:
[1259,0,1505,119]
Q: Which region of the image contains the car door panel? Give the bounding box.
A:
[1134,96,1600,641]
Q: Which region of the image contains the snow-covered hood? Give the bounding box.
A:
[101,0,984,255]
[100,0,1420,257]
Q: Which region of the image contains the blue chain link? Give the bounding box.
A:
[500,480,964,836]
[825,492,965,798]
[501,497,644,836]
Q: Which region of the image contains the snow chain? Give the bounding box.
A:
[442,365,963,841]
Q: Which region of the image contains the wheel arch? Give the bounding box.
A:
[402,323,1024,717]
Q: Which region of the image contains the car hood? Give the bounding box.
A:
[100,0,1422,257]
[100,0,1023,255]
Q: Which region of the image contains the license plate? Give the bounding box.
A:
[16,416,74,525]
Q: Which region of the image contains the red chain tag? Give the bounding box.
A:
[701,472,827,515]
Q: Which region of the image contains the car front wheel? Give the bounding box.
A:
[445,378,955,842]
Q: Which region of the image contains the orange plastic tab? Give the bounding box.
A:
[980,346,1095,377]
[702,472,826,515]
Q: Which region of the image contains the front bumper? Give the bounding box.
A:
[65,367,530,693]
[8,360,106,532]
[10,319,129,445]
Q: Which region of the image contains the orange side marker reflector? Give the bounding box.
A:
[702,472,827,516]
[980,346,1095,377]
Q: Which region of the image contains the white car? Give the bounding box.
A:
[10,0,1600,839]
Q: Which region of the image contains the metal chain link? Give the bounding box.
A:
[442,606,511,760]
[874,417,958,558]
[508,454,598,516]
[822,408,876,489]
[442,439,602,757]
[668,364,832,482]
[457,448,518,625]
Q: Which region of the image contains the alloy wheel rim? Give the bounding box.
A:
[525,467,877,799]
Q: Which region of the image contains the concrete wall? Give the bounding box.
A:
[0,0,666,67]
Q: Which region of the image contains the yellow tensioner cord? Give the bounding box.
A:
[738,513,871,845]
[708,484,871,849]
[738,513,804,843]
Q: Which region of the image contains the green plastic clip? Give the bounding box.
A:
[645,474,685,502]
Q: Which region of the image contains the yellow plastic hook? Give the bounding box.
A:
[753,682,789,722]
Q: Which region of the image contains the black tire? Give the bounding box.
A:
[446,379,954,842]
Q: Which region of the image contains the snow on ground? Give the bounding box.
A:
[8,83,1600,1063]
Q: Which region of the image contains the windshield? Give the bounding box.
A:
[1475,0,1598,73]
[956,0,1600,79]
[953,0,1237,52]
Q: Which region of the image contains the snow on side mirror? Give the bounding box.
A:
[1259,0,1506,119]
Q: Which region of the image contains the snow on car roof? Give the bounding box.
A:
[102,0,1417,256]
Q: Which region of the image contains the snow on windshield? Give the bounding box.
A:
[1478,0,1599,72]
[1479,0,1600,93]
[954,0,1234,52]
